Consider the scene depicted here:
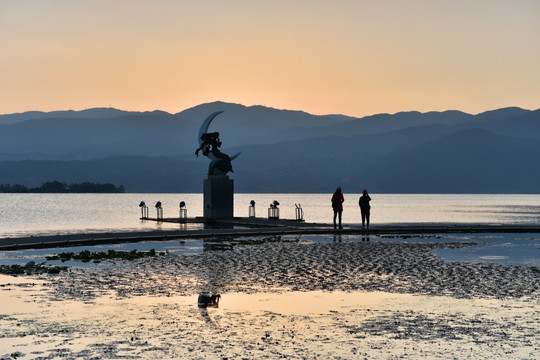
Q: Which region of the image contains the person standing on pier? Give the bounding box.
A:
[331,187,345,229]
[359,189,371,228]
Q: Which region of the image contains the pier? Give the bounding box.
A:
[1,216,540,251]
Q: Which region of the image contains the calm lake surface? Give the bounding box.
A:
[1,193,540,238]
[1,193,539,267]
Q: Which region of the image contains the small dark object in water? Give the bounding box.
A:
[198,293,221,308]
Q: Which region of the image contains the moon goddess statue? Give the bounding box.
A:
[195,111,240,176]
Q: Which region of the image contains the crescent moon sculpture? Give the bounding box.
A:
[195,111,240,175]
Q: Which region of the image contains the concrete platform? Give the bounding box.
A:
[1,217,539,251]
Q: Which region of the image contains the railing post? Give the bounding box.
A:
[295,203,304,221]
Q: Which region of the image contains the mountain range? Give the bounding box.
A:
[1,102,539,193]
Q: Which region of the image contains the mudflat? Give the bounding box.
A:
[1,240,538,359]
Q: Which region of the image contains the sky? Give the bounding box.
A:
[1,0,539,117]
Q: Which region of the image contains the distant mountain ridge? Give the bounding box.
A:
[0,107,136,125]
[0,102,539,193]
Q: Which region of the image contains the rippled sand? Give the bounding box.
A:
[1,240,539,359]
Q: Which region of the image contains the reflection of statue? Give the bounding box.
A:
[196,111,240,176]
[198,293,221,308]
[198,293,221,326]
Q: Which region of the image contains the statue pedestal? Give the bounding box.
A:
[204,175,234,219]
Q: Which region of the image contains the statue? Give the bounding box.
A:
[195,111,240,176]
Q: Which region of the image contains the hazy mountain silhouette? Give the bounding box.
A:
[0,107,133,125]
[0,102,539,193]
[0,102,350,160]
[358,128,540,193]
[456,109,540,141]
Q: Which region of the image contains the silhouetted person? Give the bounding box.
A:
[359,189,371,228]
[331,187,344,229]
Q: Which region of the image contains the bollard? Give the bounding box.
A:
[249,200,256,218]
[179,201,187,223]
[268,200,280,219]
[139,201,148,218]
[155,201,163,220]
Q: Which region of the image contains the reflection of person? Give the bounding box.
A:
[331,187,344,229]
[359,189,371,228]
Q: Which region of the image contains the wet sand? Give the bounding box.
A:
[1,240,539,359]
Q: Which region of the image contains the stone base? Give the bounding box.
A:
[203,175,234,219]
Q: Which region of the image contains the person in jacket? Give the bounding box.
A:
[358,189,371,228]
[331,187,345,229]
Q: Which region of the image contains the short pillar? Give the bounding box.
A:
[268,200,280,219]
[249,200,256,218]
[155,201,163,220]
[179,201,187,223]
[139,201,148,219]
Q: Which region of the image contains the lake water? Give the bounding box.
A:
[0,193,539,267]
[1,193,540,238]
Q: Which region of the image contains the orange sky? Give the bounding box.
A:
[1,0,539,117]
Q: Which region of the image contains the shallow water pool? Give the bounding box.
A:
[0,233,538,268]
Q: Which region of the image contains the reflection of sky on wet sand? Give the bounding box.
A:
[0,239,204,267]
[305,233,540,267]
[0,283,538,359]
[432,234,540,267]
[1,233,539,268]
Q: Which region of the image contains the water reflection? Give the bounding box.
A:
[434,234,540,267]
[198,293,221,308]
[204,222,234,230]
[203,239,233,252]
[197,293,221,325]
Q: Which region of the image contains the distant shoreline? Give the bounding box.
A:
[0,181,125,193]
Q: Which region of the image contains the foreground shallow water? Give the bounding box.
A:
[1,233,539,267]
[1,236,538,359]
[1,277,538,360]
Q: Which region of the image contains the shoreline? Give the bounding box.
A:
[1,219,540,250]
